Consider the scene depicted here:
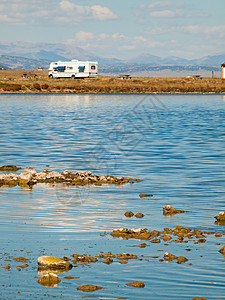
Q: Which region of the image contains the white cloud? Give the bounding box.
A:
[147,1,185,10]
[140,1,185,18]
[150,9,184,18]
[0,0,117,24]
[75,31,95,42]
[59,1,117,21]
[0,14,16,23]
[91,5,117,21]
[68,31,162,56]
[184,25,225,37]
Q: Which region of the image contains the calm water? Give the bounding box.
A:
[0,94,225,299]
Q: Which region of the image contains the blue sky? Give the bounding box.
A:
[1,0,225,59]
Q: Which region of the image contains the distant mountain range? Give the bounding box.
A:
[126,53,225,66]
[0,41,224,76]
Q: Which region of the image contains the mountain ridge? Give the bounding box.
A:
[0,41,224,76]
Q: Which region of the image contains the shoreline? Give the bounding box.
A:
[1,92,225,95]
[0,70,225,95]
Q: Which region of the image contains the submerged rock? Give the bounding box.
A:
[13,257,28,262]
[17,264,28,268]
[163,205,185,216]
[37,256,72,270]
[177,256,189,264]
[2,265,10,269]
[124,211,134,218]
[103,257,113,264]
[218,245,225,255]
[139,243,147,248]
[72,254,98,264]
[126,281,145,288]
[37,273,61,287]
[135,213,144,218]
[77,284,103,292]
[139,193,153,198]
[96,252,116,259]
[164,252,178,262]
[117,253,138,260]
[110,226,223,244]
[119,260,128,264]
[164,252,188,264]
[0,165,21,171]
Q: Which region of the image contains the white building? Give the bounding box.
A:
[221,63,225,79]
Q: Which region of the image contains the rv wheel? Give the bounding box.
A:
[49,74,53,79]
[72,75,75,79]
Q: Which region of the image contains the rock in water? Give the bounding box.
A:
[163,205,185,216]
[139,193,153,198]
[124,211,134,217]
[219,245,225,255]
[46,171,64,179]
[19,167,37,183]
[0,165,21,171]
[214,211,225,221]
[37,256,72,270]
[177,256,188,264]
[135,213,144,218]
[126,281,145,288]
[77,284,103,292]
[37,273,61,287]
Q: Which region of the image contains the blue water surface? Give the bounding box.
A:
[0,94,224,299]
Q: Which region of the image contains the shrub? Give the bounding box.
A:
[41,83,49,89]
[2,84,22,91]
[33,83,41,90]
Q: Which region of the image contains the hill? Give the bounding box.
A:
[0,55,50,70]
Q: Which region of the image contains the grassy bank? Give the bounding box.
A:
[0,70,225,94]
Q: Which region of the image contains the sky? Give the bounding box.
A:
[1,0,225,59]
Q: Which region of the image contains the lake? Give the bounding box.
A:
[0,94,225,299]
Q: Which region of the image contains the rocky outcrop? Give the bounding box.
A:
[110,226,219,244]
[0,167,139,188]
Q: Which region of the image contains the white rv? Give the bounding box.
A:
[48,59,98,79]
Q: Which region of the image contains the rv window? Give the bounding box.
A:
[78,66,85,72]
[55,66,66,72]
[91,66,96,70]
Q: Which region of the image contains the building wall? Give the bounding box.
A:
[222,65,225,79]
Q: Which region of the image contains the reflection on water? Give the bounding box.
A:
[0,94,225,299]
